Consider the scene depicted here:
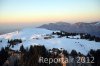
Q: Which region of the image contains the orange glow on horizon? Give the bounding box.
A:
[0,12,100,24]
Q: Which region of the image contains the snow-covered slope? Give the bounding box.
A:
[0,28,52,40]
[0,28,100,55]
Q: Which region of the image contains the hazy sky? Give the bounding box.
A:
[0,0,100,33]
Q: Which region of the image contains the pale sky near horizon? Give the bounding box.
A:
[0,0,100,23]
[0,0,100,33]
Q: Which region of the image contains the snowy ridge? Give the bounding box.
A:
[0,28,100,55]
[0,28,52,40]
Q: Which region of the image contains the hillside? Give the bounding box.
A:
[0,28,100,55]
[39,22,100,37]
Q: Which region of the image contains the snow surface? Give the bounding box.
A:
[0,28,52,40]
[0,28,100,55]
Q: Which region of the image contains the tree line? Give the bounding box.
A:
[52,31,100,42]
[0,45,100,66]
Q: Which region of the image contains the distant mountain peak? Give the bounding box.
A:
[39,22,100,37]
